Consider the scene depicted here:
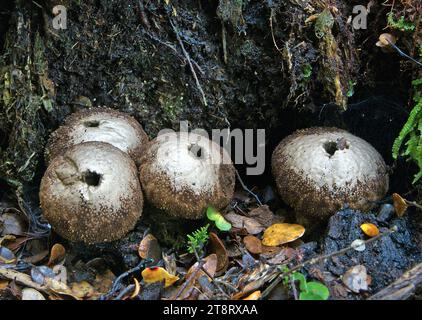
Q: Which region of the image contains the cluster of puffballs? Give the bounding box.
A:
[40,108,389,244]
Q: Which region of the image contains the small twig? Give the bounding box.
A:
[404,199,422,211]
[169,18,208,107]
[290,276,298,300]
[100,259,152,300]
[235,169,263,205]
[221,21,228,64]
[387,39,422,67]
[269,9,283,54]
[114,284,135,300]
[261,226,397,299]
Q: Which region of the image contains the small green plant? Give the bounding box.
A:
[346,80,356,98]
[186,224,209,255]
[392,77,422,183]
[302,64,312,80]
[279,266,330,300]
[387,12,416,32]
[206,206,232,231]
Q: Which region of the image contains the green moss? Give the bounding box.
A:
[387,12,416,32]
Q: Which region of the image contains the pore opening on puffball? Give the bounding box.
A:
[323,141,339,156]
[83,170,102,186]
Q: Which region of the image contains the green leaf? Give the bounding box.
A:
[206,206,219,221]
[305,282,330,300]
[206,206,232,231]
[299,292,325,300]
[214,216,232,231]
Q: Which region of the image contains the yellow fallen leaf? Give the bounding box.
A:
[392,193,408,217]
[243,290,261,300]
[360,223,379,237]
[130,278,140,299]
[141,267,179,288]
[262,223,305,246]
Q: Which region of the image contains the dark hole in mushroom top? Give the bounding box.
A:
[82,170,102,186]
[323,138,350,157]
[188,143,203,159]
[323,141,338,156]
[84,120,100,128]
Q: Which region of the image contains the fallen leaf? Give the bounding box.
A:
[70,281,95,299]
[267,247,297,265]
[243,235,262,254]
[141,267,179,288]
[44,277,80,299]
[209,233,229,275]
[0,279,9,290]
[130,278,140,299]
[0,246,16,265]
[92,269,115,295]
[262,223,305,246]
[31,266,56,285]
[260,245,282,259]
[21,288,46,300]
[392,193,408,217]
[0,212,28,236]
[187,254,218,280]
[246,205,280,228]
[225,213,264,235]
[342,265,369,293]
[47,243,66,266]
[138,234,162,263]
[360,223,379,237]
[243,290,261,300]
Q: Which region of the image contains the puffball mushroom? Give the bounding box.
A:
[40,141,143,244]
[272,127,389,223]
[45,107,148,165]
[139,132,235,219]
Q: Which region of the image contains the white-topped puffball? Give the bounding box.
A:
[139,132,235,219]
[45,107,148,165]
[40,141,143,244]
[272,127,389,223]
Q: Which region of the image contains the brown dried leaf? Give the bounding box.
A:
[138,234,162,263]
[70,281,95,299]
[209,233,229,274]
[243,235,262,254]
[392,193,408,217]
[267,247,297,265]
[47,243,66,266]
[225,213,264,235]
[246,205,281,227]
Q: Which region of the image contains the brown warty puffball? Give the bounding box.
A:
[139,132,235,219]
[40,141,143,244]
[45,107,148,165]
[272,127,389,224]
